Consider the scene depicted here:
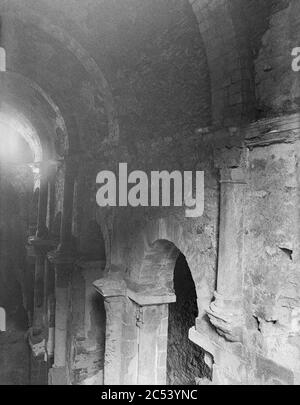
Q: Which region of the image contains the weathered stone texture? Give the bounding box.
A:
[2,0,300,387]
[255,0,300,115]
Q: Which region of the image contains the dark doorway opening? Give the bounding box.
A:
[167,253,210,385]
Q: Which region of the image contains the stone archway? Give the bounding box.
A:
[0,8,119,143]
[94,238,179,385]
[94,225,213,385]
[188,0,252,126]
[133,239,212,385]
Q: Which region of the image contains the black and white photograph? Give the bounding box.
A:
[0,0,300,392]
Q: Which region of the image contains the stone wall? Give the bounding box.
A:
[2,0,300,386]
[255,0,300,116]
[243,123,300,382]
[31,0,300,385]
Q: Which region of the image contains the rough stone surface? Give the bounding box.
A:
[1,0,300,386]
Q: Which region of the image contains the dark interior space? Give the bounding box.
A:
[167,253,210,385]
[0,129,35,385]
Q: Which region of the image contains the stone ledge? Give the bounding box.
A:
[244,113,300,138]
[126,288,176,306]
[93,275,127,298]
[93,269,176,306]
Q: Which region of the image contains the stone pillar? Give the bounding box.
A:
[36,162,49,239]
[27,163,50,349]
[27,162,58,384]
[45,258,55,363]
[28,162,58,336]
[47,256,75,386]
[105,296,128,384]
[137,304,169,385]
[94,272,175,385]
[58,156,77,254]
[48,156,78,385]
[93,273,128,385]
[28,239,56,338]
[47,254,74,386]
[207,167,246,342]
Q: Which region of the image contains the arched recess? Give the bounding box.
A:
[137,240,210,385]
[0,110,42,162]
[0,8,119,143]
[0,65,71,384]
[10,71,69,155]
[95,215,215,385]
[0,71,69,162]
[189,0,253,126]
[139,239,180,291]
[118,216,214,323]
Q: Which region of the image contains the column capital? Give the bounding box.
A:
[28,159,61,179]
[93,269,127,299]
[93,266,176,305]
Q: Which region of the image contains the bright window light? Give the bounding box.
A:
[0,121,20,162]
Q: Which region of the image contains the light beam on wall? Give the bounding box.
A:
[0,47,6,71]
[0,307,6,332]
[0,120,21,162]
[0,110,42,163]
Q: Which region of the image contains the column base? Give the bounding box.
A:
[206,292,245,342]
[48,366,68,385]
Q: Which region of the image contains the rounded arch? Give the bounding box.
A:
[10,71,69,154]
[0,9,119,143]
[189,0,248,126]
[0,110,42,162]
[121,216,213,321]
[129,235,211,385]
[0,70,70,161]
[139,239,180,291]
